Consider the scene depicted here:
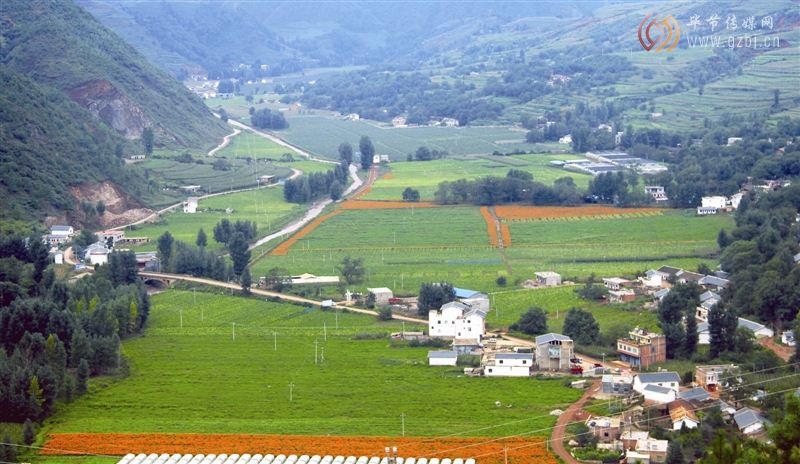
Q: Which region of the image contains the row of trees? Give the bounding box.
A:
[434,169,583,206]
[250,108,288,130]
[283,164,350,203]
[0,234,149,423]
[510,306,599,346]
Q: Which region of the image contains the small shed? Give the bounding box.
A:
[428,351,458,367]
[367,287,393,306]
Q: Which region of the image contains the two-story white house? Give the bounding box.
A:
[484,352,533,377]
[428,301,486,343]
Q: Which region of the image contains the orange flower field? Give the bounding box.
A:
[269,210,343,255]
[382,172,395,180]
[494,205,663,221]
[500,223,511,247]
[341,200,440,210]
[44,433,556,464]
[479,207,499,247]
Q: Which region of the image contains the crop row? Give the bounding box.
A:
[270,210,343,256]
[494,205,663,221]
[45,433,555,464]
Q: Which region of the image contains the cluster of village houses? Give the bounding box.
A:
[44,225,159,272]
[413,265,795,463]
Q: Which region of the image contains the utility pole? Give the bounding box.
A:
[288,382,294,402]
[335,310,339,330]
[402,321,405,338]
[273,331,277,351]
[321,346,325,363]
[324,322,327,341]
[232,322,236,341]
[400,413,406,436]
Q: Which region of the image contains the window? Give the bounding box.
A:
[499,360,504,364]
[522,360,527,364]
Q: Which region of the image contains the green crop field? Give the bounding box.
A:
[504,210,734,278]
[487,286,659,334]
[251,207,732,294]
[216,131,293,159]
[364,154,591,201]
[127,186,303,252]
[47,290,581,437]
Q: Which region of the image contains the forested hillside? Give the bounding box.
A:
[0,0,227,148]
[0,69,146,225]
[0,0,229,225]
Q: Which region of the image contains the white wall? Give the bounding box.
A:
[484,365,530,377]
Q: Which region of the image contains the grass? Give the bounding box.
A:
[126,187,302,252]
[45,290,581,437]
[251,207,733,294]
[215,131,293,159]
[363,155,591,201]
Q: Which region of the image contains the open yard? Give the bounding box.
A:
[45,290,580,438]
[215,131,293,159]
[362,155,591,201]
[251,206,733,293]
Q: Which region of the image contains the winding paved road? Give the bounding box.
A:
[550,379,601,464]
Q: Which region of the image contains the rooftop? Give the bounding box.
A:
[495,352,534,360]
[637,372,680,384]
[643,384,674,395]
[428,351,458,359]
[453,287,485,299]
[734,408,765,430]
[535,333,572,345]
[678,387,711,402]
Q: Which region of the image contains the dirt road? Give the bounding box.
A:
[550,379,601,464]
[207,128,241,157]
[138,271,427,325]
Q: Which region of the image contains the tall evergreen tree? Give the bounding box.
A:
[338,142,353,166]
[196,228,207,247]
[359,136,375,170]
[157,232,174,268]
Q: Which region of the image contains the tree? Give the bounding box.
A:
[708,301,737,358]
[142,127,154,155]
[402,188,420,202]
[563,308,599,345]
[577,273,608,301]
[657,283,700,358]
[365,292,376,309]
[717,229,730,249]
[0,433,16,463]
[496,276,507,287]
[240,268,252,295]
[511,307,548,336]
[417,282,456,315]
[157,232,174,268]
[76,359,90,394]
[666,440,685,464]
[22,418,35,445]
[769,394,800,464]
[773,89,780,108]
[337,256,365,285]
[359,136,375,170]
[377,306,392,320]
[338,142,353,166]
[228,233,251,277]
[330,181,343,201]
[96,201,106,216]
[196,228,207,248]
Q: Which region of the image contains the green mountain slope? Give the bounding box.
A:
[0,68,144,223]
[0,0,227,149]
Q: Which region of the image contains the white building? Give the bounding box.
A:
[534,271,562,287]
[697,206,718,215]
[734,408,767,435]
[559,134,572,144]
[83,242,110,266]
[633,372,680,394]
[641,384,677,403]
[97,229,125,245]
[781,330,795,346]
[644,185,668,202]
[50,225,74,237]
[454,287,490,312]
[603,277,631,291]
[699,318,774,344]
[367,287,393,306]
[484,352,533,377]
[183,197,199,213]
[290,274,340,285]
[53,250,64,265]
[428,351,458,366]
[701,196,727,209]
[428,301,486,343]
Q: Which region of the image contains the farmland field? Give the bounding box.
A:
[46,290,581,438]
[126,187,303,252]
[215,131,293,159]
[204,97,557,161]
[362,155,591,201]
[251,206,733,293]
[488,286,659,334]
